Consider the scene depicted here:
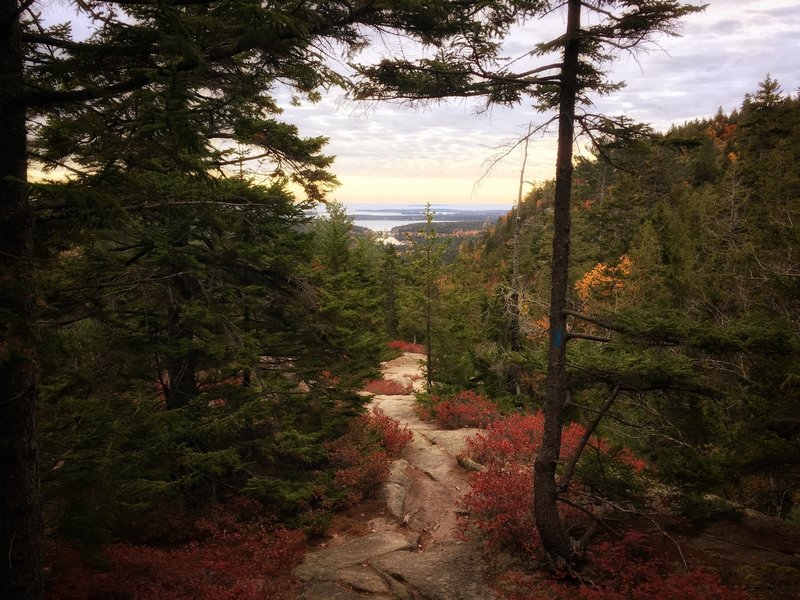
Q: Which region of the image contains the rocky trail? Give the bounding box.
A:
[295,353,489,600]
[294,353,800,600]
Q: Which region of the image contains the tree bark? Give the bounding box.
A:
[0,0,44,596]
[533,0,581,565]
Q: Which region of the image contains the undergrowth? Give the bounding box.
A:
[388,339,425,354]
[416,389,501,429]
[458,412,750,599]
[45,409,412,599]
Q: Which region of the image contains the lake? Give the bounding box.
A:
[323,203,512,232]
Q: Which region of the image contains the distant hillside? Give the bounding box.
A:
[392,220,491,236]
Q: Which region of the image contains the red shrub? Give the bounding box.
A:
[544,530,752,600]
[330,449,391,505]
[326,409,413,506]
[388,340,426,353]
[367,408,414,456]
[364,378,412,395]
[466,412,585,466]
[495,554,751,600]
[460,464,539,554]
[433,390,500,429]
[46,526,306,600]
[461,413,645,554]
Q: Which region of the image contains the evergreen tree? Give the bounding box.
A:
[382,244,401,340]
[0,0,42,595]
[403,203,447,391]
[3,2,536,590]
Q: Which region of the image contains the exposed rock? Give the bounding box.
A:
[426,428,482,457]
[302,580,393,600]
[336,565,391,593]
[299,352,487,600]
[382,459,411,519]
[371,395,431,430]
[403,434,451,481]
[371,542,492,600]
[295,531,419,582]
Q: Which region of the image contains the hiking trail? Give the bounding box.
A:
[295,352,489,600]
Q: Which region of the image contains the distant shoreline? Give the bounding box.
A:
[345,205,510,232]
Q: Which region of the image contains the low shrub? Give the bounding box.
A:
[326,408,413,506]
[46,522,306,600]
[461,412,646,554]
[544,529,752,600]
[388,340,426,354]
[495,537,752,600]
[364,378,412,395]
[367,408,415,455]
[466,412,584,466]
[434,390,500,429]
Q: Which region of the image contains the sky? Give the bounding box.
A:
[39,1,800,207]
[277,0,800,206]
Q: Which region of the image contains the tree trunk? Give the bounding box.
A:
[0,1,44,595]
[510,123,532,354]
[533,0,581,565]
[165,263,199,410]
[165,303,198,410]
[426,249,433,393]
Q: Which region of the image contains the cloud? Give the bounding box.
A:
[39,0,800,205]
[309,1,799,204]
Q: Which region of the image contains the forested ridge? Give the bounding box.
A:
[1,0,799,597]
[447,76,800,519]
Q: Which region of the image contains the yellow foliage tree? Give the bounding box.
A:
[575,255,632,311]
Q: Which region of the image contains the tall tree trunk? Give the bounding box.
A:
[0,1,44,596]
[510,123,532,354]
[533,0,581,565]
[165,303,198,410]
[165,255,199,409]
[426,246,433,393]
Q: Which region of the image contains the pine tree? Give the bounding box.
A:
[0,0,42,595]
[5,2,535,589]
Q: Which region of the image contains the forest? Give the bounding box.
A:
[1,1,798,599]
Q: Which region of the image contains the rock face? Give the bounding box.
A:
[295,353,489,600]
[370,542,492,600]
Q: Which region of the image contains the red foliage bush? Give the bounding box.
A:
[364,377,412,395]
[330,448,391,506]
[543,530,752,600]
[460,463,540,554]
[367,408,415,456]
[434,390,500,429]
[461,413,645,553]
[327,409,413,506]
[46,525,306,600]
[388,340,426,353]
[463,416,743,599]
[466,412,585,466]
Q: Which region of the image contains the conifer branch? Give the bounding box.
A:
[559,384,620,492]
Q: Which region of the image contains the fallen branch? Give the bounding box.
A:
[457,455,486,472]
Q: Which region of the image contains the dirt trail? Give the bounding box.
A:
[295,353,489,600]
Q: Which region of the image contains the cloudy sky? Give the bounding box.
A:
[279,0,800,207]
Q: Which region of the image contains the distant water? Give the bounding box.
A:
[316,202,512,232]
